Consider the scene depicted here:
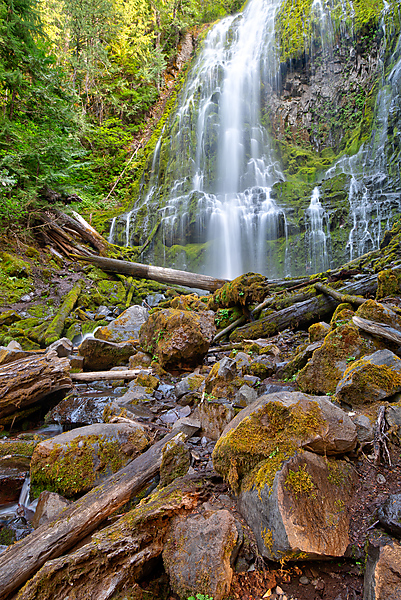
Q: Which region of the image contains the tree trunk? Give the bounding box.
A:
[11,473,214,600]
[0,351,72,420]
[71,369,150,382]
[72,254,228,292]
[230,275,378,341]
[53,210,111,256]
[0,428,194,599]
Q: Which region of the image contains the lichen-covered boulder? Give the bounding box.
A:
[238,451,357,561]
[30,423,149,497]
[78,337,136,370]
[335,349,401,406]
[364,536,401,600]
[163,507,242,600]
[139,308,215,369]
[212,391,357,495]
[296,322,383,395]
[95,305,148,343]
[356,299,401,330]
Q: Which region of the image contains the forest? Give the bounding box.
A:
[0,0,241,229]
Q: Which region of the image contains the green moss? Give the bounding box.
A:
[285,463,317,499]
[0,439,37,457]
[213,399,325,494]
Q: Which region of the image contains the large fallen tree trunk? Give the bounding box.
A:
[230,275,378,341]
[12,472,215,600]
[0,427,194,599]
[72,254,229,292]
[0,351,72,420]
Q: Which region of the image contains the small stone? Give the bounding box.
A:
[275,586,284,595]
[299,576,310,585]
[377,474,386,484]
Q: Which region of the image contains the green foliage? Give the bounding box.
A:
[187,595,214,600]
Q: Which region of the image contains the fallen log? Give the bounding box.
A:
[55,209,111,256]
[12,473,215,600]
[71,254,229,292]
[0,351,72,420]
[230,275,378,342]
[0,427,194,598]
[39,281,83,347]
[352,315,401,345]
[315,281,367,306]
[71,368,151,382]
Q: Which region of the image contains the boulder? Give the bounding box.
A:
[128,351,152,369]
[335,349,401,406]
[175,373,205,400]
[205,357,238,393]
[30,422,149,497]
[159,432,191,487]
[139,308,216,369]
[279,341,323,379]
[378,494,401,538]
[308,321,330,342]
[32,491,72,528]
[46,337,73,358]
[234,384,258,408]
[95,305,148,343]
[246,355,276,378]
[196,399,235,441]
[297,322,383,395]
[364,537,401,600]
[47,392,111,426]
[351,413,374,444]
[78,337,136,371]
[238,451,357,561]
[213,391,357,494]
[356,299,401,330]
[163,507,242,600]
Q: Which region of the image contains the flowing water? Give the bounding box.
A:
[110,0,401,278]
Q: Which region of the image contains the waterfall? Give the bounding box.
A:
[305,187,330,273]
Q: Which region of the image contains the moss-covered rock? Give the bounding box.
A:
[30,423,149,498]
[95,305,149,343]
[208,272,269,310]
[212,391,356,494]
[308,321,330,342]
[335,349,401,406]
[376,269,401,299]
[355,299,401,330]
[159,432,191,488]
[296,322,383,394]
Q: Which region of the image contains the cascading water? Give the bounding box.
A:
[112,0,287,279]
[110,0,401,278]
[305,187,330,273]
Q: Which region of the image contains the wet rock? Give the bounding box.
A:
[159,432,191,487]
[47,392,112,426]
[32,491,72,528]
[78,337,136,371]
[30,422,149,497]
[47,337,73,358]
[95,305,148,343]
[364,536,401,599]
[0,463,28,503]
[378,494,401,538]
[238,451,357,561]
[196,399,235,441]
[297,322,383,395]
[139,308,216,369]
[335,349,401,406]
[163,507,242,600]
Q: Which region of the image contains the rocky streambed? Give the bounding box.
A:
[1,224,401,599]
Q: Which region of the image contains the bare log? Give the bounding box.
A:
[12,473,214,600]
[373,405,391,466]
[71,369,151,382]
[230,275,378,341]
[352,315,401,345]
[71,254,229,292]
[315,281,367,306]
[0,427,194,598]
[53,209,111,255]
[0,351,72,420]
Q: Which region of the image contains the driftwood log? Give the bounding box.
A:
[72,254,228,292]
[71,369,151,382]
[352,315,401,345]
[0,351,72,420]
[12,473,215,600]
[0,427,195,599]
[230,275,378,342]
